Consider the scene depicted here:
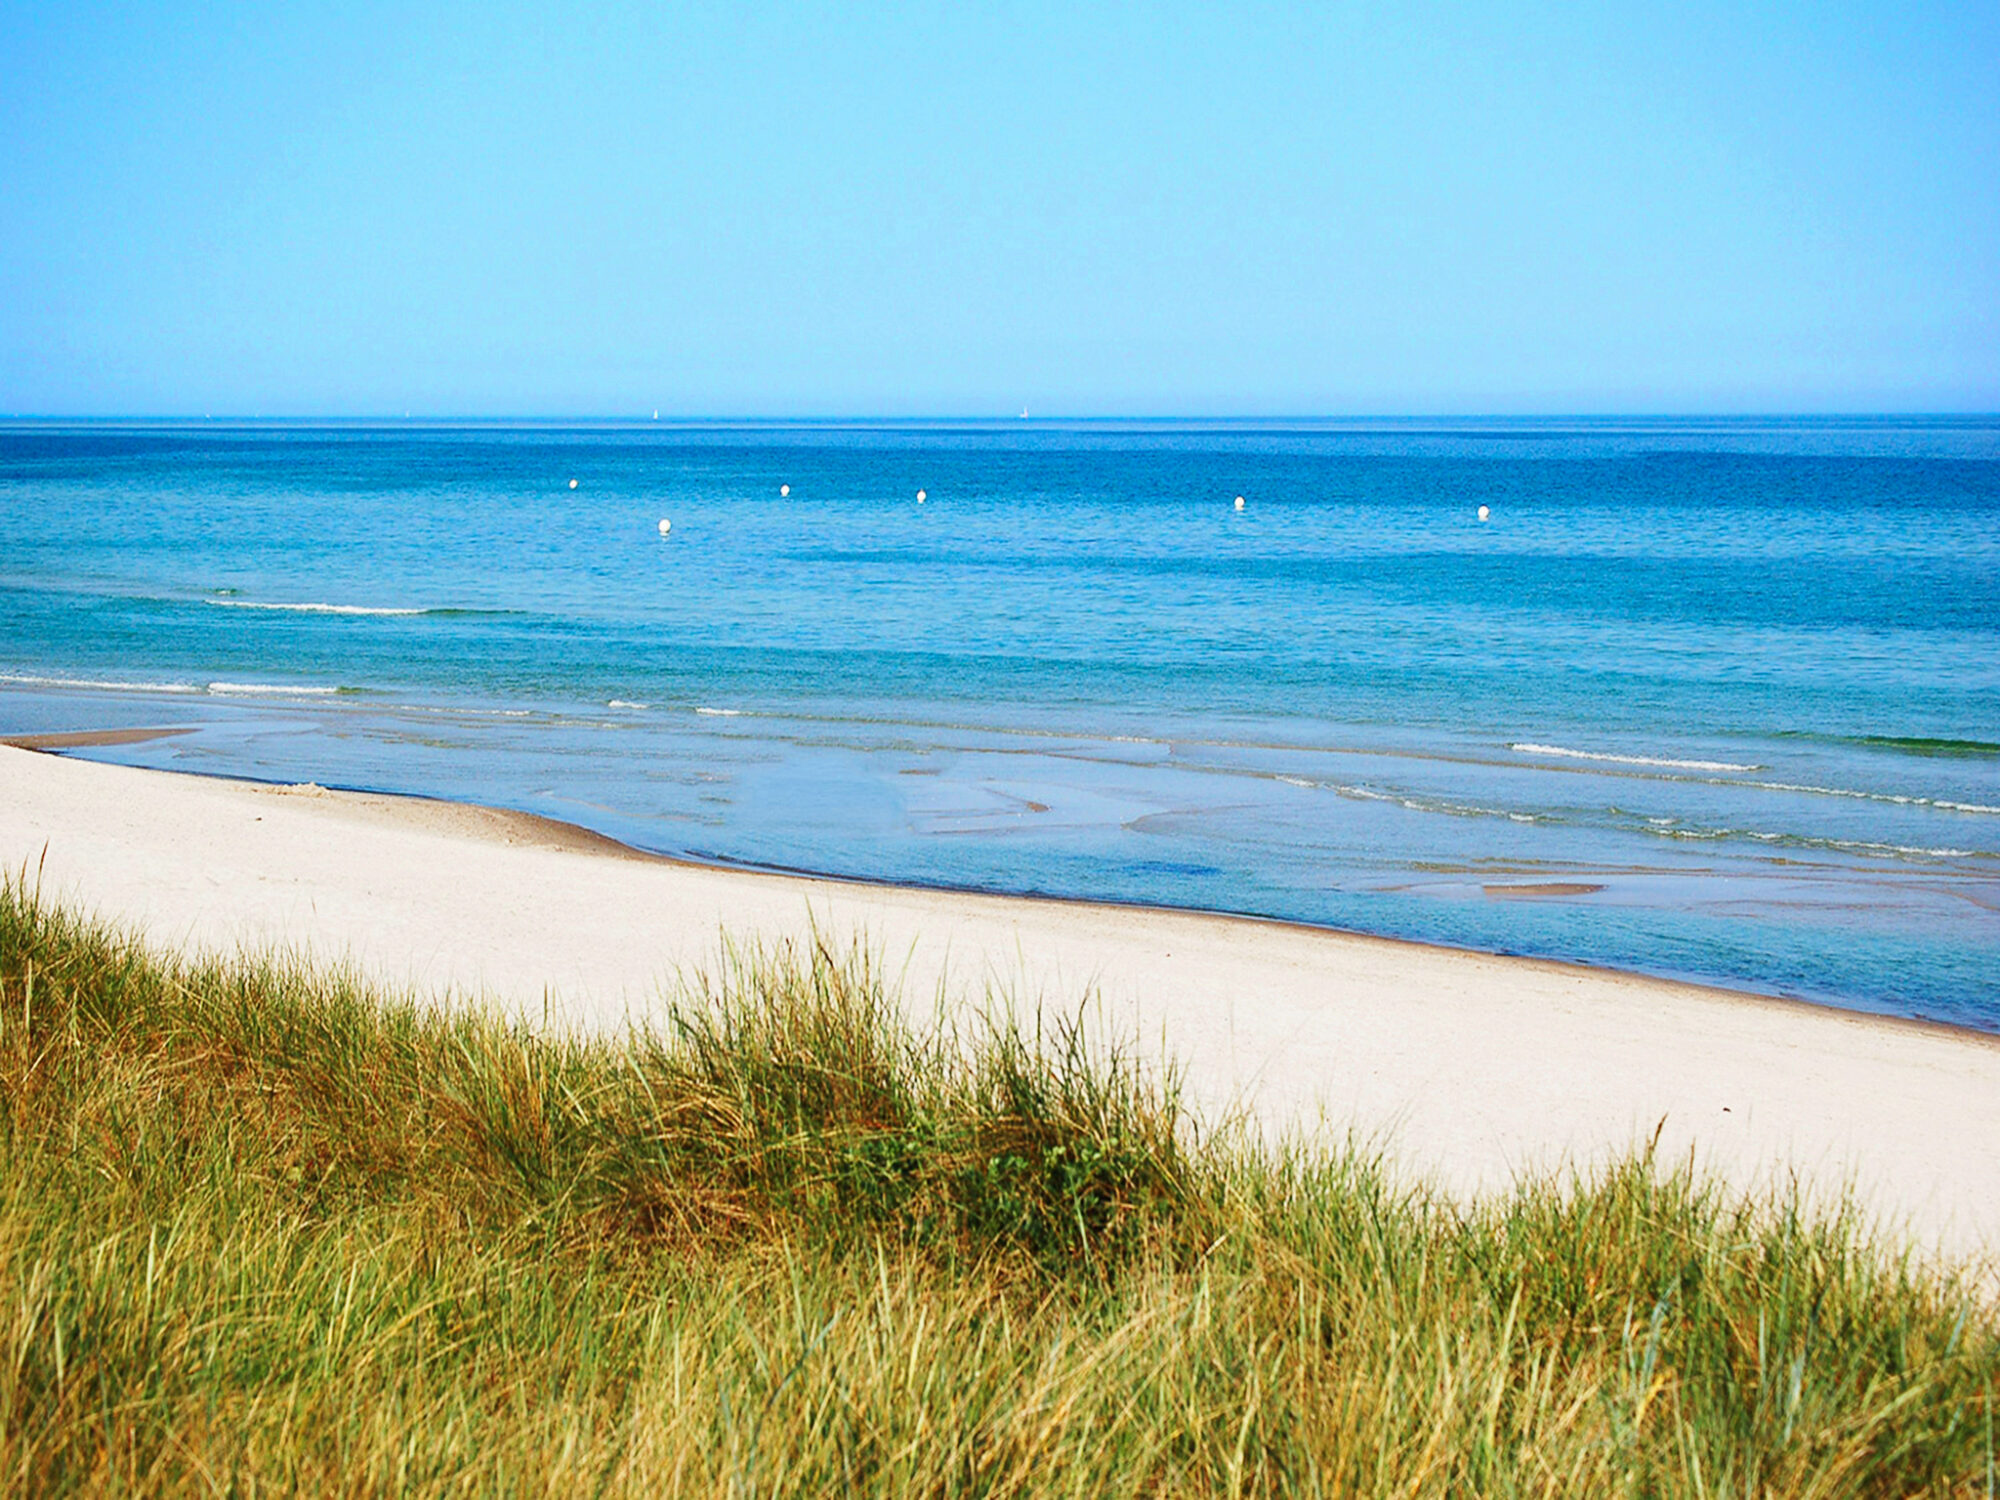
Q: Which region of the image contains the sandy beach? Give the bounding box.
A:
[4,738,1997,1264]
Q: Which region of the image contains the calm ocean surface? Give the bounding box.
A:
[2,418,1996,1027]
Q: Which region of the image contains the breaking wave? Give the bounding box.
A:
[1512,742,1763,773]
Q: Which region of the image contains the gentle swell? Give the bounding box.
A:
[1281,775,1541,824]
[1644,823,1986,861]
[1512,742,1763,773]
[0,672,202,695]
[1739,779,2000,816]
[0,672,351,699]
[205,599,426,616]
[204,682,348,697]
[1854,735,2000,758]
[202,599,522,618]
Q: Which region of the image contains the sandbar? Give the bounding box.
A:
[2,741,1996,1265]
[3,725,196,751]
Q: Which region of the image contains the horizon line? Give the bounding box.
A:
[4,411,1997,426]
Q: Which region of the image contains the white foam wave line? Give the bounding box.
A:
[695,706,742,716]
[1512,742,1762,773]
[1319,780,1542,823]
[205,682,342,696]
[1741,779,2000,815]
[1648,825,1981,859]
[205,599,425,616]
[606,699,650,710]
[0,672,202,694]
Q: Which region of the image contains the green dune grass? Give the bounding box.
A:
[1,876,1994,1496]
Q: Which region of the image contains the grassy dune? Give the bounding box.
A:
[1,878,1995,1496]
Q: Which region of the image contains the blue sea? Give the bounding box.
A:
[2,418,1996,1028]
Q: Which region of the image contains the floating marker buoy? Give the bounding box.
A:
[780,484,790,496]
[916,489,927,503]
[1234,495,1245,511]
[569,479,579,490]
[658,518,672,536]
[1478,505,1490,522]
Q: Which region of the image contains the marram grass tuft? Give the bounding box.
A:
[1,876,1994,1495]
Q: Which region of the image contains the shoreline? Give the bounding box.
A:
[5,738,2000,1263]
[2,678,1990,1030]
[9,730,1990,1053]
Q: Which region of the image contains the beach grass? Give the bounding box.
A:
[1,876,1995,1496]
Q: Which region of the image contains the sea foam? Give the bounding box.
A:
[0,672,202,695]
[205,683,344,697]
[205,599,426,617]
[1512,743,1763,773]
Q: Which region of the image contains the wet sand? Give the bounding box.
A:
[3,726,196,751]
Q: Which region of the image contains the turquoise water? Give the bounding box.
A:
[3,418,1996,1027]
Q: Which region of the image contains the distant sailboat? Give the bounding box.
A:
[1020,407,1030,419]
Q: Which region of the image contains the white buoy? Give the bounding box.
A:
[916,489,927,503]
[569,479,579,490]
[658,518,672,536]
[1234,495,1245,511]
[780,484,790,496]
[1478,505,1490,522]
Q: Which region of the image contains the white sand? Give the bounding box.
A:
[4,741,1997,1264]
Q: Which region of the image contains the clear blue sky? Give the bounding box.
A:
[2,1,1994,415]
